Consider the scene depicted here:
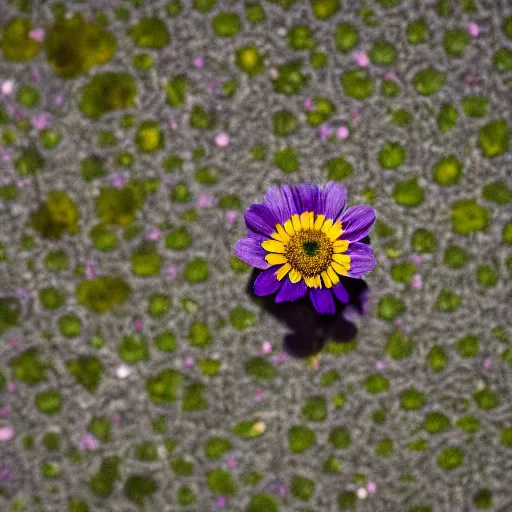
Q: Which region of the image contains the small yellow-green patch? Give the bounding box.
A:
[35,389,62,414]
[341,69,374,99]
[2,18,42,61]
[413,68,445,95]
[236,46,265,76]
[369,40,397,66]
[363,374,390,394]
[128,17,170,48]
[274,61,309,95]
[474,388,498,410]
[432,155,462,186]
[146,369,184,403]
[437,446,464,470]
[274,146,300,173]
[302,396,327,421]
[334,23,359,52]
[393,178,424,207]
[443,29,470,57]
[45,14,117,78]
[212,12,241,37]
[290,474,315,501]
[124,475,158,506]
[310,0,339,19]
[437,103,458,133]
[79,73,137,120]
[479,120,509,158]
[9,348,50,385]
[378,294,405,321]
[451,199,489,235]
[407,18,429,44]
[77,276,131,313]
[135,121,164,152]
[436,289,462,312]
[30,191,80,240]
[288,425,316,453]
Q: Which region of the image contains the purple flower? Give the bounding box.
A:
[28,28,45,42]
[166,266,178,279]
[318,123,332,142]
[0,80,14,96]
[208,80,220,94]
[262,341,272,354]
[468,23,480,37]
[215,132,230,147]
[32,113,51,131]
[31,67,41,82]
[336,125,349,140]
[226,456,237,468]
[112,174,125,188]
[225,210,238,228]
[52,93,64,106]
[234,183,376,315]
[354,50,369,67]
[198,193,216,208]
[193,56,204,68]
[146,228,161,240]
[255,387,264,401]
[78,433,99,451]
[411,274,422,289]
[0,425,14,441]
[85,261,96,280]
[216,496,227,507]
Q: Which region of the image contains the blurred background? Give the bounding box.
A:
[0,0,511,510]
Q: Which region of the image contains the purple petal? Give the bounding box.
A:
[319,182,348,221]
[346,242,377,278]
[246,228,263,239]
[280,184,299,218]
[244,204,278,237]
[253,267,282,296]
[340,205,376,242]
[275,279,307,303]
[333,282,350,303]
[292,184,320,213]
[234,238,270,270]
[309,287,336,315]
[263,187,289,225]
[264,184,298,224]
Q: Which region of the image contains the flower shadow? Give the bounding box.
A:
[246,271,369,359]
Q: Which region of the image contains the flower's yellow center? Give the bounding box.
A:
[261,211,351,289]
[285,229,333,278]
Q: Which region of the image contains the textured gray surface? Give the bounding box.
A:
[0,0,511,511]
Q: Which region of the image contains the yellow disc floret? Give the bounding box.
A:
[261,211,351,289]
